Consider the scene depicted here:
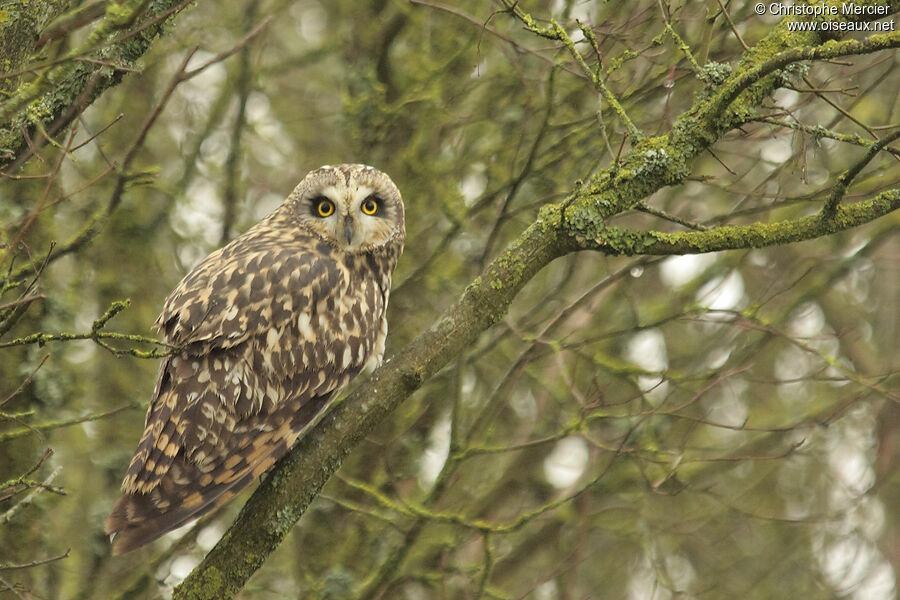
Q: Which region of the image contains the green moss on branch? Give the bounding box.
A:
[0,0,194,170]
[582,191,900,255]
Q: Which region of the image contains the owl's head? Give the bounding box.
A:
[286,164,405,254]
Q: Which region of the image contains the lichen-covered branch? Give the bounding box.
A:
[0,0,195,171]
[0,0,70,96]
[0,299,175,358]
[558,25,900,238]
[577,190,900,255]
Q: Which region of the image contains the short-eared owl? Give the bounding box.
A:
[105,164,405,554]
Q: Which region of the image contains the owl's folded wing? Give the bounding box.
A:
[156,232,343,351]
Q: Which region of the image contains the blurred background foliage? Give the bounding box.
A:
[0,0,898,598]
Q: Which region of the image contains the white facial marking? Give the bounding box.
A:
[318,185,340,201]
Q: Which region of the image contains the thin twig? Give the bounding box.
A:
[822,128,900,216]
[715,0,749,50]
[0,355,49,408]
[0,550,71,571]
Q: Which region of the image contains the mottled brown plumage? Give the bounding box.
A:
[105,164,404,554]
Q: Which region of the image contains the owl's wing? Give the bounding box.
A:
[105,238,355,554]
[105,371,335,554]
[156,233,342,351]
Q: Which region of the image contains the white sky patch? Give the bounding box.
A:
[510,389,537,420]
[197,522,225,551]
[760,137,794,163]
[177,243,209,272]
[461,371,477,400]
[551,0,594,22]
[789,302,844,369]
[706,378,748,430]
[627,329,670,402]
[773,88,801,109]
[246,91,272,126]
[179,53,226,112]
[665,554,697,592]
[166,121,188,148]
[296,2,326,45]
[774,345,813,398]
[567,28,585,43]
[450,233,477,257]
[659,254,716,288]
[543,436,588,489]
[199,129,230,168]
[748,250,770,267]
[704,382,748,448]
[828,440,875,496]
[628,556,673,600]
[172,179,223,268]
[246,91,296,163]
[80,420,98,439]
[471,57,488,79]
[853,496,887,542]
[818,535,896,600]
[66,338,96,365]
[459,167,487,207]
[169,554,200,580]
[253,192,285,221]
[172,179,224,248]
[534,579,559,600]
[851,561,896,600]
[836,259,874,305]
[419,412,452,488]
[789,302,826,338]
[696,270,745,311]
[841,236,869,258]
[626,329,668,372]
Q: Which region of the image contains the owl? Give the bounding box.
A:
[105,164,405,554]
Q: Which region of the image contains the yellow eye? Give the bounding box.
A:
[361,197,379,215]
[316,198,335,217]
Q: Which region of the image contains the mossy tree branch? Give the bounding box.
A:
[0,0,195,171]
[174,11,900,599]
[0,299,175,358]
[579,190,900,255]
[0,0,69,96]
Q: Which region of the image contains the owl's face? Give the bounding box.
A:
[287,164,405,254]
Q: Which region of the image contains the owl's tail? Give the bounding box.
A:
[105,391,336,555]
[104,452,263,555]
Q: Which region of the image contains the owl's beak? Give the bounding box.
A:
[343,215,355,245]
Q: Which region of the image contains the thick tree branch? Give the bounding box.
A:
[0,0,195,171]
